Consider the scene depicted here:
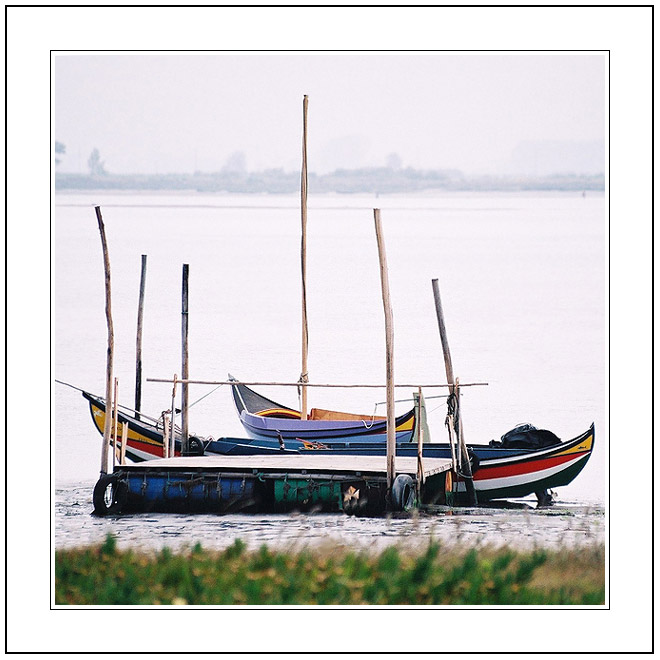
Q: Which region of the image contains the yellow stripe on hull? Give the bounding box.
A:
[90,404,164,448]
[396,416,415,432]
[556,431,593,456]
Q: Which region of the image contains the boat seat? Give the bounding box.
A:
[308,408,386,422]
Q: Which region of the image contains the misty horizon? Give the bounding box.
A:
[55,137,605,179]
[54,53,606,179]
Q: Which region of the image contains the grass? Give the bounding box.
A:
[55,534,605,606]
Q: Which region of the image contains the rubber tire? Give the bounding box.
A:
[392,474,415,512]
[187,436,205,456]
[92,474,127,516]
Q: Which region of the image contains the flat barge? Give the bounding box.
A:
[93,455,453,517]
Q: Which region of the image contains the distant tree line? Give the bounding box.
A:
[54,143,604,193]
[54,168,604,194]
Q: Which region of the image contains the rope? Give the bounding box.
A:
[157,411,181,435]
[445,392,461,470]
[445,392,460,436]
[361,403,379,429]
[297,372,309,415]
[189,384,223,409]
[56,379,166,426]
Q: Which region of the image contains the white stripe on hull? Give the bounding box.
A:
[456,454,584,493]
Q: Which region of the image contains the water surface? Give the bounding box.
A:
[55,481,604,553]
[54,191,607,550]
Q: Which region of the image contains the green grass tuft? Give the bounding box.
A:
[55,536,605,606]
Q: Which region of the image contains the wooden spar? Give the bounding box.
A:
[147,378,488,388]
[95,206,114,476]
[454,377,478,504]
[181,265,189,455]
[163,413,170,458]
[373,209,396,493]
[446,408,458,471]
[431,278,454,386]
[432,278,460,470]
[113,378,120,465]
[170,374,177,457]
[120,422,128,465]
[456,381,473,476]
[300,94,309,420]
[417,386,424,490]
[134,254,147,420]
[431,278,477,505]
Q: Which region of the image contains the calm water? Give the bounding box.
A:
[54,190,607,550]
[55,482,605,552]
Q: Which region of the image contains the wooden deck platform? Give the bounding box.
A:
[120,454,453,478]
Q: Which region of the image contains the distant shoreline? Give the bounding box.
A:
[55,168,604,195]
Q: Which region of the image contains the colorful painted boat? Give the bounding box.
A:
[453,424,595,504]
[276,424,595,504]
[83,390,594,504]
[83,390,298,461]
[83,391,190,462]
[229,377,416,443]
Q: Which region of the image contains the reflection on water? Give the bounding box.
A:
[55,482,605,554]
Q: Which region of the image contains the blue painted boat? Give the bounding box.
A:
[229,376,416,444]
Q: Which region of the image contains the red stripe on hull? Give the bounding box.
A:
[474,451,589,481]
[125,439,172,458]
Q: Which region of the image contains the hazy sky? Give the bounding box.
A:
[54,52,605,176]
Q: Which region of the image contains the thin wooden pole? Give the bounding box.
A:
[417,386,424,491]
[170,374,177,457]
[431,279,454,386]
[135,254,147,420]
[112,378,119,466]
[446,410,458,472]
[431,278,477,505]
[163,413,170,458]
[374,209,395,493]
[432,278,457,465]
[120,422,128,465]
[181,265,189,455]
[455,379,477,505]
[300,94,310,419]
[95,206,113,476]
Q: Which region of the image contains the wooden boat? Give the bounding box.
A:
[84,390,305,461]
[307,424,596,505]
[216,421,596,504]
[454,424,595,503]
[83,390,593,504]
[83,391,197,462]
[229,376,416,444]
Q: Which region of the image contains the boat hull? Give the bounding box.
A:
[260,424,596,503]
[231,379,416,443]
[238,409,415,443]
[84,391,181,462]
[83,391,594,503]
[457,424,594,503]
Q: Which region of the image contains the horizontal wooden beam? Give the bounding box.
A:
[146,378,488,389]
